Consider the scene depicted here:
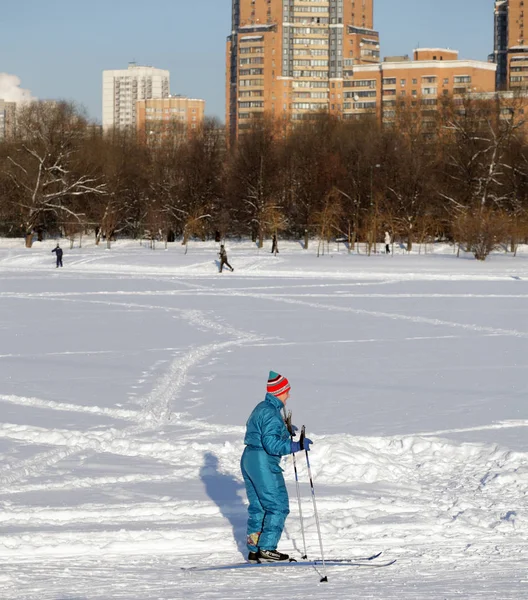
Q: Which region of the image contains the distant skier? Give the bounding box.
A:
[241,371,313,563]
[384,231,391,255]
[52,244,63,268]
[218,244,234,273]
[271,234,279,255]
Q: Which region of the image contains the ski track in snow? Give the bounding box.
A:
[0,301,258,490]
[0,243,527,598]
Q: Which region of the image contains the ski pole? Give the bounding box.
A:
[283,408,308,560]
[300,425,328,583]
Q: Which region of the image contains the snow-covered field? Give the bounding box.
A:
[0,238,527,599]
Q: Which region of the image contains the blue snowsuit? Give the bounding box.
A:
[240,393,292,553]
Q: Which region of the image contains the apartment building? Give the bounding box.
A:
[345,49,496,124]
[0,100,16,140]
[491,0,528,91]
[226,0,380,140]
[226,1,497,138]
[136,96,206,138]
[102,63,170,131]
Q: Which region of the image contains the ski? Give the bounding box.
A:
[182,555,395,573]
[325,551,383,562]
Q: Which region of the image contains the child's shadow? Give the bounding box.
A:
[199,452,247,557]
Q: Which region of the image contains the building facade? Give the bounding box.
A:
[102,63,170,131]
[0,100,16,140]
[226,0,380,140]
[492,0,509,89]
[491,0,528,91]
[226,1,497,139]
[349,49,496,125]
[136,96,206,139]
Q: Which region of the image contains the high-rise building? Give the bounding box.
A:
[226,0,380,140]
[226,1,496,139]
[491,0,528,91]
[102,63,170,131]
[492,1,509,89]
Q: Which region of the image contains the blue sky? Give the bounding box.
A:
[1,0,493,123]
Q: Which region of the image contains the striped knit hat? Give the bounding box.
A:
[267,371,291,397]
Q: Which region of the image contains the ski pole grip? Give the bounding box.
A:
[300,425,306,451]
[284,409,294,437]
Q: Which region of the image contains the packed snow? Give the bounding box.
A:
[0,238,527,599]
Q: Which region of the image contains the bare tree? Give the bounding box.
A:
[312,188,343,257]
[227,117,280,246]
[501,109,528,255]
[438,96,524,259]
[280,114,346,249]
[452,207,510,260]
[383,111,438,252]
[262,200,288,243]
[176,120,224,245]
[88,128,151,248]
[5,101,106,247]
[148,120,223,249]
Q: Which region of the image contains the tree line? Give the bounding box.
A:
[1,96,528,259]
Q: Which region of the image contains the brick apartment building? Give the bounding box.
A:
[351,49,496,124]
[136,96,206,139]
[226,0,497,140]
[226,0,379,140]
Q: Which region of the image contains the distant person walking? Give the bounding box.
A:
[219,244,234,273]
[271,234,279,255]
[384,231,391,255]
[52,244,63,268]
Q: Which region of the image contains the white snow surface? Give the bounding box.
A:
[0,238,527,599]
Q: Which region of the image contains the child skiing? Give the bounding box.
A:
[240,371,312,563]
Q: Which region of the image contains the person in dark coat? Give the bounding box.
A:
[52,244,63,268]
[271,234,279,255]
[218,244,234,273]
[240,371,313,563]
